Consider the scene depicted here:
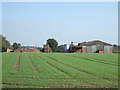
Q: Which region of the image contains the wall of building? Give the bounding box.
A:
[7,48,13,52]
[104,46,113,53]
[91,45,97,53]
[82,49,87,53]
[43,44,52,53]
[72,49,82,53]
[99,51,104,53]
[64,44,69,52]
[87,46,92,53]
[14,48,40,53]
[86,45,113,53]
[81,46,87,53]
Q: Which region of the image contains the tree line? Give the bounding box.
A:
[112,44,120,52]
[0,35,64,52]
[1,35,119,53]
[0,35,22,52]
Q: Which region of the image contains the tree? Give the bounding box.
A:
[17,43,21,48]
[113,44,118,52]
[37,47,42,51]
[12,43,21,50]
[118,45,120,51]
[57,45,64,52]
[78,41,86,46]
[113,44,120,52]
[47,38,58,52]
[0,35,13,52]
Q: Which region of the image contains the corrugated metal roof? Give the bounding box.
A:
[79,40,112,46]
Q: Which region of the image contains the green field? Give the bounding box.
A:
[2,53,118,88]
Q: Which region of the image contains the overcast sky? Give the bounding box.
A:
[2,2,118,47]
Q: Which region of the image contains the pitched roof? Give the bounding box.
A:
[79,40,112,46]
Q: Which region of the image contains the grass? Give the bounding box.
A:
[2,52,118,88]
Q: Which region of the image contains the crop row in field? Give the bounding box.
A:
[2,53,118,88]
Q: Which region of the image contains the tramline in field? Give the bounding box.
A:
[2,53,118,88]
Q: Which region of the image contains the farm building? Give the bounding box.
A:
[69,45,82,53]
[14,48,40,53]
[64,42,82,53]
[69,42,82,53]
[7,48,14,52]
[63,40,113,53]
[78,40,113,53]
[43,44,52,53]
[64,44,69,52]
[81,46,87,53]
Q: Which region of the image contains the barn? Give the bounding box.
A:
[79,40,113,53]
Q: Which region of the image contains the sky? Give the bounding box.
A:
[2,2,118,47]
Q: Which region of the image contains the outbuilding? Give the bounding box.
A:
[78,40,113,53]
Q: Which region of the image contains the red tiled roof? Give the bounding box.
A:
[14,48,40,53]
